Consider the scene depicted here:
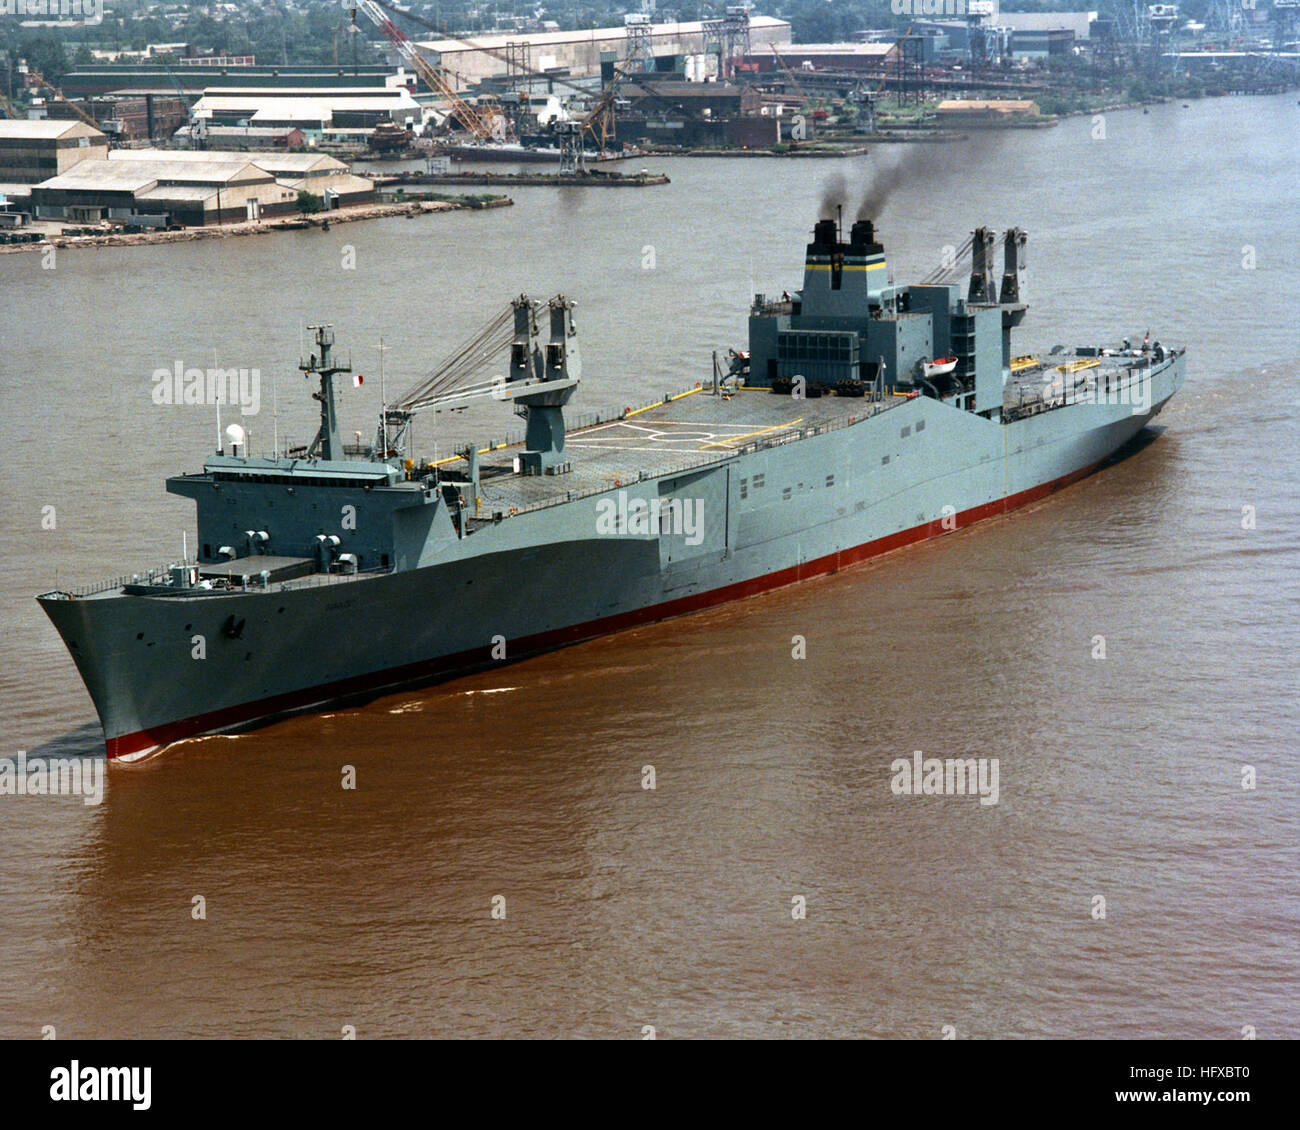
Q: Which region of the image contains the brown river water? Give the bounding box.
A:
[0,94,1297,1038]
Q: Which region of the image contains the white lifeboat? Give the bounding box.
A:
[922,356,958,379]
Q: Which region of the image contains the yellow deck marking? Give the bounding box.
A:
[623,386,703,420]
[700,417,804,450]
[431,387,704,465]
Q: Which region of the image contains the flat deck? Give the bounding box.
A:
[439,343,1179,518]
[456,386,874,516]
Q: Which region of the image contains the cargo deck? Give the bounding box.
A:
[451,385,886,519]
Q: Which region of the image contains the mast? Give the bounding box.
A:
[300,324,351,461]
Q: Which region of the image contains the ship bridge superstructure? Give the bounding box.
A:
[747,218,1030,419]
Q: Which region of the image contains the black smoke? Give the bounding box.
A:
[820,143,979,225]
[819,171,847,218]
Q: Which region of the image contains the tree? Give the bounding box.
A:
[297,190,323,216]
[20,33,68,86]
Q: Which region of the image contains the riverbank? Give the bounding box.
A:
[376,170,670,189]
[641,144,872,158]
[0,195,511,255]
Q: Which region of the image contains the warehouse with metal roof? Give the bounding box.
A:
[191,87,424,142]
[0,119,109,184]
[415,15,792,89]
[110,148,375,206]
[29,149,373,226]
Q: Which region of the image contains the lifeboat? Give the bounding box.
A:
[922,356,958,378]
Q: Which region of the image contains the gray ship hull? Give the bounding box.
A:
[39,355,1182,760]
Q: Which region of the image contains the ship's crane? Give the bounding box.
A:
[379,296,581,481]
[354,0,507,140]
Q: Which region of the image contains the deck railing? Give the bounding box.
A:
[52,383,926,586]
[59,559,200,598]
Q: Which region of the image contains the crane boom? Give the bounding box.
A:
[26,66,100,129]
[354,0,504,139]
[769,43,808,106]
[370,0,667,157]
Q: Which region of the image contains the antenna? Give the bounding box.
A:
[378,335,388,458]
[272,369,279,459]
[213,345,221,453]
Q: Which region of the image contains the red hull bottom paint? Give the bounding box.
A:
[106,457,1105,760]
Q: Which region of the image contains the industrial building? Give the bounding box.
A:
[45,95,191,144]
[30,156,283,226]
[0,184,34,226]
[613,80,773,148]
[619,80,763,118]
[190,87,424,143]
[934,99,1043,126]
[0,120,109,185]
[991,12,1096,42]
[748,42,900,72]
[61,64,412,100]
[1008,28,1078,59]
[107,149,374,207]
[28,149,373,227]
[414,16,793,90]
[910,0,1096,41]
[912,11,1093,61]
[176,124,307,150]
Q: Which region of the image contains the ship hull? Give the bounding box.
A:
[39,359,1181,761]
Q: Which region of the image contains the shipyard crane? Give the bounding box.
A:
[368,0,673,164]
[156,57,205,147]
[354,0,507,140]
[23,65,101,130]
[768,43,810,105]
[573,63,640,159]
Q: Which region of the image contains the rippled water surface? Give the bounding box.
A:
[1,95,1297,1038]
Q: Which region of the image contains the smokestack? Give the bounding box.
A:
[849,219,882,252]
[999,227,1027,304]
[803,212,887,311]
[968,227,997,305]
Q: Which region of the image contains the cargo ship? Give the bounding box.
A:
[38,218,1185,760]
